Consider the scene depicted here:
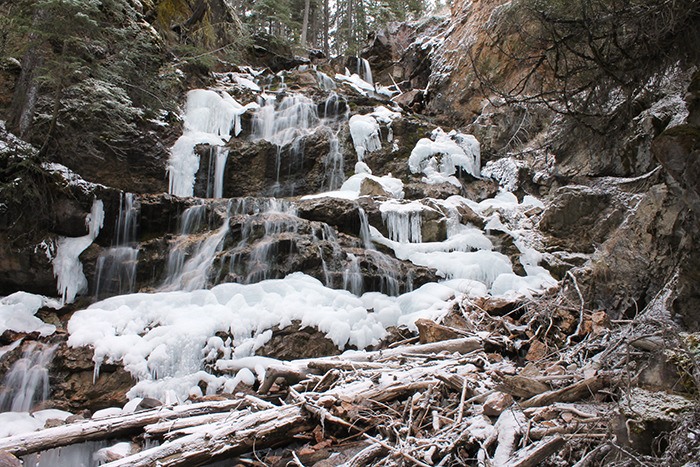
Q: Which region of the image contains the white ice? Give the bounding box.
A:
[0,292,57,336]
[168,90,258,197]
[52,199,104,304]
[409,128,481,183]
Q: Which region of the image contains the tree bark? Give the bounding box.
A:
[300,0,310,47]
[323,0,330,56]
[8,9,45,138]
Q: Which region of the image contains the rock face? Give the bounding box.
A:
[539,186,623,254]
[257,322,341,360]
[50,342,133,412]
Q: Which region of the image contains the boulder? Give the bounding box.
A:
[415,319,463,344]
[257,322,341,359]
[294,197,362,236]
[360,177,392,197]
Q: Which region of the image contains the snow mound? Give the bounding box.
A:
[0,292,58,336]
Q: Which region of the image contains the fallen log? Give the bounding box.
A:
[510,436,566,467]
[0,399,251,457]
[496,374,551,398]
[103,404,310,467]
[521,376,606,408]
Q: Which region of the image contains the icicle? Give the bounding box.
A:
[381,210,423,244]
[53,199,104,304]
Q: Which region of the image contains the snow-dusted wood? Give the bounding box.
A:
[103,404,309,467]
[0,399,250,456]
[521,376,606,408]
[510,436,566,467]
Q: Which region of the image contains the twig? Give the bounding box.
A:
[291,451,306,467]
[456,375,469,426]
[362,434,434,467]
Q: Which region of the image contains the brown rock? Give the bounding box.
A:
[403,182,461,200]
[393,90,424,109]
[539,185,624,253]
[482,392,513,417]
[462,179,499,202]
[0,451,21,467]
[258,322,341,360]
[526,339,548,362]
[471,296,522,316]
[360,177,391,197]
[43,418,66,428]
[415,319,463,344]
[455,204,485,228]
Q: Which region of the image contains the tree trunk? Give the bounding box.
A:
[0,399,251,457]
[323,0,330,56]
[347,0,354,52]
[300,0,310,47]
[8,9,45,138]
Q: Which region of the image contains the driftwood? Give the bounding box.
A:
[510,436,566,467]
[0,399,251,456]
[0,332,622,466]
[105,404,309,467]
[521,376,607,408]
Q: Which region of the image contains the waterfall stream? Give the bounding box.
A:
[0,59,557,466]
[0,343,56,413]
[94,193,140,299]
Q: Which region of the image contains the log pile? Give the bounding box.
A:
[0,287,697,466]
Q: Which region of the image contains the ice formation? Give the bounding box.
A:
[409,128,481,184]
[0,293,57,336]
[52,199,104,304]
[66,189,555,403]
[349,114,382,160]
[168,90,258,197]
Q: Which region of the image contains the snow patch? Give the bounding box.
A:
[0,292,58,336]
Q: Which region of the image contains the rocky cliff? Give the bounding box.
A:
[1,0,699,465]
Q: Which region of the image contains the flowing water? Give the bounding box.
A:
[1,59,559,465]
[94,192,140,299]
[0,342,56,412]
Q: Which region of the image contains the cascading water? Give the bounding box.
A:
[202,146,230,199]
[0,343,56,412]
[357,206,374,250]
[94,192,140,299]
[161,202,231,292]
[342,254,364,295]
[225,198,300,283]
[358,58,373,85]
[252,93,321,195]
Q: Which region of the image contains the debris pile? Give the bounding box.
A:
[1,283,697,466]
